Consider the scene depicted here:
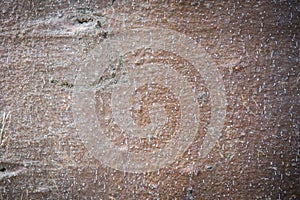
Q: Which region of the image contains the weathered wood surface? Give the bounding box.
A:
[0,1,299,199]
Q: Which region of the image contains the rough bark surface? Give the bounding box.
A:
[0,0,299,199]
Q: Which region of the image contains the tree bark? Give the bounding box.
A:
[0,1,299,199]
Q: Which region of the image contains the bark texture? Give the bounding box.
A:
[0,1,299,199]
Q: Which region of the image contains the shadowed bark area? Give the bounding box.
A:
[0,0,299,199]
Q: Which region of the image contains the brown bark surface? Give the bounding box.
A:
[0,1,299,199]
